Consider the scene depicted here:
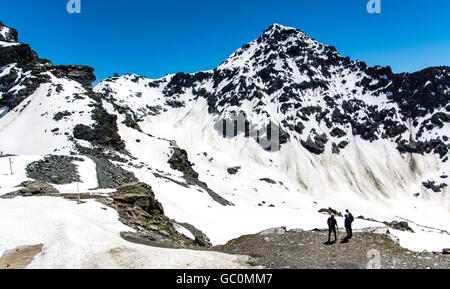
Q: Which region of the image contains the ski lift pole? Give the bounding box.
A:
[9,158,13,175]
[76,181,81,204]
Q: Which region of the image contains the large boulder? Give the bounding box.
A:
[110,182,164,215]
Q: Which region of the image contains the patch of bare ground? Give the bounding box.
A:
[213,228,450,269]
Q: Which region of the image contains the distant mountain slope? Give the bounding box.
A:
[0,21,449,253]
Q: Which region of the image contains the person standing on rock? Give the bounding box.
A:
[346,209,354,238]
[327,214,338,243]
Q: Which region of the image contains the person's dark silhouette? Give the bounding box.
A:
[344,214,352,240]
[346,209,354,238]
[327,214,338,243]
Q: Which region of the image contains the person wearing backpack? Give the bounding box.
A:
[327,214,338,243]
[346,209,354,238]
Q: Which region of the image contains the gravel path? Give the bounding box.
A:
[213,228,450,269]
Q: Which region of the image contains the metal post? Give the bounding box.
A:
[77,181,81,204]
[9,158,13,175]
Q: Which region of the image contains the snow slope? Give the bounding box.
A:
[0,21,448,262]
[0,196,254,269]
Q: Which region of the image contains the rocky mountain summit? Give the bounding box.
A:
[0,21,448,268]
[136,24,449,159]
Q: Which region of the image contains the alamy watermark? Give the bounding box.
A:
[67,0,81,14]
[367,0,381,14]
[366,249,381,269]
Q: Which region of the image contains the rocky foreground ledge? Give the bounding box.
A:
[212,227,450,269]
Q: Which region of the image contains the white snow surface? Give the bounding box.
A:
[0,196,254,269]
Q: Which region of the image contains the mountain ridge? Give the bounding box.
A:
[0,20,449,255]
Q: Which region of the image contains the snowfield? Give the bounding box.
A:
[1,152,449,260]
[0,196,254,269]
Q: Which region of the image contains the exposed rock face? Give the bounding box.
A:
[422,180,448,193]
[318,207,343,217]
[227,166,241,175]
[105,182,204,248]
[110,182,165,215]
[52,65,96,87]
[172,221,213,247]
[73,106,126,152]
[383,221,414,233]
[2,180,59,198]
[168,146,234,206]
[301,134,328,154]
[0,22,37,66]
[0,44,38,67]
[0,59,51,110]
[0,21,18,42]
[168,147,199,179]
[259,178,277,184]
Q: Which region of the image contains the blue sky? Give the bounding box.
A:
[1,0,449,83]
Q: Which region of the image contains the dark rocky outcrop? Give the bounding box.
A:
[53,111,72,121]
[105,182,205,248]
[301,132,328,154]
[73,106,125,152]
[227,166,241,175]
[1,180,59,199]
[0,22,37,66]
[26,155,83,185]
[383,221,414,233]
[422,180,448,193]
[168,148,199,179]
[0,44,38,67]
[168,146,234,206]
[259,178,277,184]
[172,221,213,247]
[52,65,96,87]
[318,207,343,217]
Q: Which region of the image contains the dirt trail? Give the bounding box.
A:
[213,228,450,269]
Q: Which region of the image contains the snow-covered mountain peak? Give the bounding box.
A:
[94,24,448,163]
[219,23,334,70]
[260,23,309,42]
[0,21,19,45]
